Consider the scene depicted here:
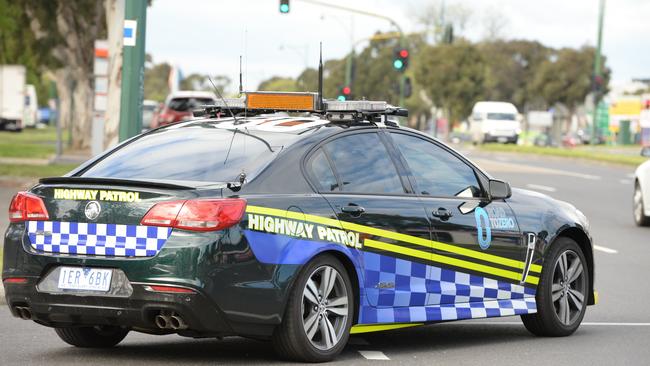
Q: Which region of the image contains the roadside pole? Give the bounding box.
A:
[591,0,605,145]
[118,0,147,142]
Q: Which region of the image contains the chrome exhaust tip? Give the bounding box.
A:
[169,314,188,330]
[154,314,170,329]
[15,306,32,320]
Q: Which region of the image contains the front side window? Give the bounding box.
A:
[307,148,338,192]
[323,133,404,194]
[391,133,482,198]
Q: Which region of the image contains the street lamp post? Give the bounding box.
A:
[591,0,605,145]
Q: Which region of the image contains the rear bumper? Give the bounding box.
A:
[3,279,235,337]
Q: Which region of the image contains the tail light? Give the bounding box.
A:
[141,198,246,232]
[144,284,196,294]
[8,192,49,223]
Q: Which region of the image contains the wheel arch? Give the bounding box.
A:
[555,227,595,306]
[314,250,361,325]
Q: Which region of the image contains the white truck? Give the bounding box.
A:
[0,65,27,131]
[470,101,521,144]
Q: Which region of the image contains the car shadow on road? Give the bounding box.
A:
[36,321,598,364]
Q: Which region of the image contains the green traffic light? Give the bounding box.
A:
[337,95,346,101]
[393,59,404,70]
[280,4,289,13]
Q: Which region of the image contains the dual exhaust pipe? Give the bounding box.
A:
[14,306,32,320]
[154,310,188,330]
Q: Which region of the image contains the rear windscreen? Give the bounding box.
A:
[487,113,516,121]
[167,97,215,112]
[80,126,283,183]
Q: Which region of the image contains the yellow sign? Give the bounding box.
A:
[246,92,316,111]
[610,99,642,116]
[53,188,142,202]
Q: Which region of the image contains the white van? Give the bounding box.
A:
[470,101,521,144]
[23,84,38,128]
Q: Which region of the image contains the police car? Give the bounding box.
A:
[2,91,595,362]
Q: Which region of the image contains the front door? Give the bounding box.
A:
[387,132,532,306]
[304,130,432,310]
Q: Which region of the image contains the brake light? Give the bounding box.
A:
[8,192,49,223]
[141,198,246,232]
[3,277,29,284]
[145,285,196,294]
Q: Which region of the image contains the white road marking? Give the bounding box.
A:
[620,179,632,185]
[473,159,601,180]
[359,351,390,360]
[594,245,618,254]
[526,184,557,192]
[627,173,637,179]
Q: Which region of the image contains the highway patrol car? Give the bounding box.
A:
[2,92,595,362]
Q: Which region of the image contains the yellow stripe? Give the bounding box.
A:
[350,323,423,334]
[246,205,540,283]
[365,239,539,285]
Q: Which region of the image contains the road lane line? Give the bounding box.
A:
[594,245,618,254]
[472,159,601,180]
[620,179,632,185]
[359,351,390,360]
[526,184,557,192]
[627,173,636,179]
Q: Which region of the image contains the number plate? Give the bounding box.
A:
[57,267,112,292]
[497,136,508,143]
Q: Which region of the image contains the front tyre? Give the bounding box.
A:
[273,254,354,362]
[521,237,588,336]
[55,326,129,348]
[634,183,650,226]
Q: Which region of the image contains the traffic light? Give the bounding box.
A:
[338,86,352,101]
[393,47,409,72]
[279,0,290,13]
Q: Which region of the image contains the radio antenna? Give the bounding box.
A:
[317,42,323,111]
[238,55,243,96]
[207,76,238,124]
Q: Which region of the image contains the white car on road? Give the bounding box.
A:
[634,146,650,226]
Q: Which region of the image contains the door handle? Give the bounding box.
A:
[432,207,453,221]
[340,204,365,216]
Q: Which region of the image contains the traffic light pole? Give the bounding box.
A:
[295,0,406,106]
[591,0,605,145]
[119,0,147,142]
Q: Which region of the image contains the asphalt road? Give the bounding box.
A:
[1,150,649,365]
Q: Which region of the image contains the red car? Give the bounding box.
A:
[153,91,217,127]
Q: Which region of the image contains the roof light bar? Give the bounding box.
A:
[246,92,318,111]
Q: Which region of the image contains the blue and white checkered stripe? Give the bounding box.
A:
[27,221,171,257]
[360,252,537,324]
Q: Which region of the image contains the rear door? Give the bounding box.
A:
[305,130,432,310]
[386,131,531,306]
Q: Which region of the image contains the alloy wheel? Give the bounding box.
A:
[634,185,644,223]
[301,265,349,351]
[552,250,587,326]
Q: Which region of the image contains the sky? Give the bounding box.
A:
[145,0,650,93]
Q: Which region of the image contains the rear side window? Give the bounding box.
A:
[81,127,279,183]
[391,133,482,198]
[322,133,404,194]
[167,98,215,112]
[307,149,338,191]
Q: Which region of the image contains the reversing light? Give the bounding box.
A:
[141,198,247,232]
[8,192,49,223]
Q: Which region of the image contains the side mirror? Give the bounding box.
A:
[641,147,650,158]
[489,179,512,200]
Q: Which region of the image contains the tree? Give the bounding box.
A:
[15,0,107,149]
[144,61,171,102]
[415,42,486,124]
[529,46,610,111]
[258,76,300,92]
[180,74,231,95]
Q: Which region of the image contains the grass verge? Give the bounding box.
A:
[0,127,68,159]
[479,144,647,166]
[0,163,78,178]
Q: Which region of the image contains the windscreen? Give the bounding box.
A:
[487,113,516,121]
[167,97,215,112]
[80,126,281,183]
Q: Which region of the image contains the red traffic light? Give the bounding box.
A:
[399,49,409,58]
[342,86,351,95]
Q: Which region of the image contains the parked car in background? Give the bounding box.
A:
[470,101,521,144]
[634,146,650,226]
[0,65,26,131]
[153,91,217,127]
[141,100,158,132]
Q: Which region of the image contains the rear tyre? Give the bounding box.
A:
[521,237,588,337]
[272,254,354,362]
[55,326,129,348]
[634,183,650,227]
